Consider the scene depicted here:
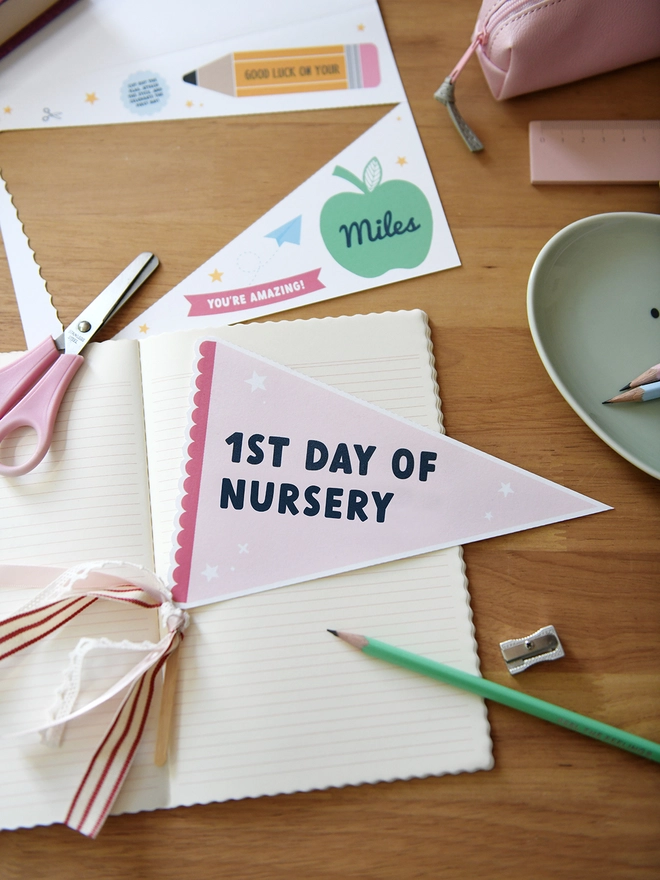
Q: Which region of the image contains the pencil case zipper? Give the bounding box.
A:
[434,0,542,152]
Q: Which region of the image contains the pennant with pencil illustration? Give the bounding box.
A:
[171,339,610,607]
[0,1,405,132]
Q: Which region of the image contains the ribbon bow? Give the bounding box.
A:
[0,561,187,838]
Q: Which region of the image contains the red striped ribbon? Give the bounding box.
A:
[0,562,187,838]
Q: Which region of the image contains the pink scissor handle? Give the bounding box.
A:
[0,337,60,420]
[0,345,84,476]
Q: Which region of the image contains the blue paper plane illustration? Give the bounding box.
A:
[265,215,302,247]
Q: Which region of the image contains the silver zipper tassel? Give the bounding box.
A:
[434,77,483,152]
[434,35,484,152]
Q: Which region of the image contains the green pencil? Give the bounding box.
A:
[328,630,660,765]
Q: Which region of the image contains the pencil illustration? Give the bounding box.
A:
[183,44,381,97]
[603,380,660,404]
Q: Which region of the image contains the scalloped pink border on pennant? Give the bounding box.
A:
[171,340,217,602]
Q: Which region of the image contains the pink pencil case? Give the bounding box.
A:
[435,0,660,151]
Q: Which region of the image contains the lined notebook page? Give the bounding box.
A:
[0,342,166,829]
[0,340,154,567]
[139,311,492,809]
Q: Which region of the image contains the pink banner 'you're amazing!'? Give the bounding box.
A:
[184,269,324,316]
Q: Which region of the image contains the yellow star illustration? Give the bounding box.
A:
[139,324,149,334]
[186,100,194,108]
[85,92,98,104]
[209,269,223,282]
[357,23,365,31]
[396,156,408,166]
[3,106,11,114]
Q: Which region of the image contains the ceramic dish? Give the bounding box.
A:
[527,212,660,480]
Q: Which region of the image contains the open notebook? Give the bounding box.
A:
[0,310,492,831]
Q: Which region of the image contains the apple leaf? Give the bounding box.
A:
[363,157,382,192]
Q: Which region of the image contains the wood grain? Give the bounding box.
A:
[0,1,659,877]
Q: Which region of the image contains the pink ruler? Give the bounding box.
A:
[529,120,660,184]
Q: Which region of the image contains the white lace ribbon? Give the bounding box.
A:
[0,561,188,838]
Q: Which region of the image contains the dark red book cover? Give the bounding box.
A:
[0,0,81,62]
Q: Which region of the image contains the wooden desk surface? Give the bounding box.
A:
[0,2,659,877]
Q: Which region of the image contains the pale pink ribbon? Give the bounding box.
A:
[0,561,187,838]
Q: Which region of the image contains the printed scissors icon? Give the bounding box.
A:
[42,107,62,122]
[0,252,158,476]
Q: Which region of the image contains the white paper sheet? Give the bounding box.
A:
[0,172,61,348]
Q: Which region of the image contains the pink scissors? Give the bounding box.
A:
[0,252,159,477]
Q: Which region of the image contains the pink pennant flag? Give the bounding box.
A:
[172,340,610,606]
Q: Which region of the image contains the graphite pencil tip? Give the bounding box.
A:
[327,629,339,636]
[619,384,631,392]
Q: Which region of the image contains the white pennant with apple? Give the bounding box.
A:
[116,102,461,340]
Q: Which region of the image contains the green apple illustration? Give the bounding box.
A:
[319,157,433,278]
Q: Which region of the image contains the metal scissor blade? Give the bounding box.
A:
[55,252,159,355]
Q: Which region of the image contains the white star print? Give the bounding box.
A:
[498,482,514,497]
[485,511,493,521]
[245,371,266,392]
[202,564,219,581]
[238,543,249,554]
